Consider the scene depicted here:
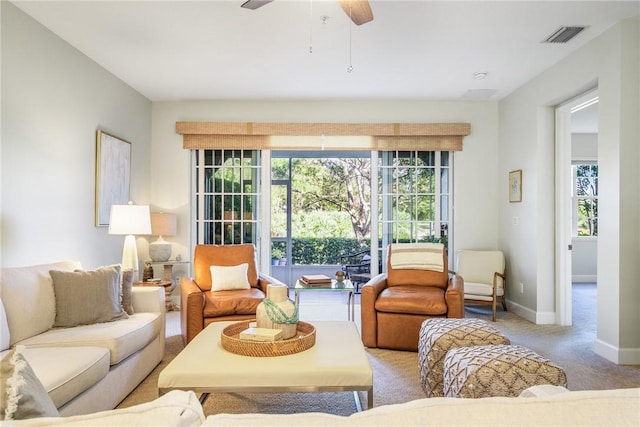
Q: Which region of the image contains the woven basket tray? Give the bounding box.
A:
[221,320,316,357]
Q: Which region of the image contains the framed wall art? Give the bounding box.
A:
[95,130,131,226]
[509,169,522,203]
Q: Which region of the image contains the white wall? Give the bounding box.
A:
[498,17,640,363]
[572,133,598,161]
[150,100,500,268]
[1,2,152,269]
[572,239,597,282]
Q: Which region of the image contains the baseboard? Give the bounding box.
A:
[594,339,640,365]
[572,275,597,283]
[506,300,556,325]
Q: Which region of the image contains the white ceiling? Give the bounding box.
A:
[11,1,639,104]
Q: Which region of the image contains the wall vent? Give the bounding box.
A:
[543,26,587,43]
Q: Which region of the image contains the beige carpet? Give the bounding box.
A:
[118,286,640,416]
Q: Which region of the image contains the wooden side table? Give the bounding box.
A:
[135,280,179,311]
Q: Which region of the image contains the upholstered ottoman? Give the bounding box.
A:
[418,318,510,397]
[443,344,568,398]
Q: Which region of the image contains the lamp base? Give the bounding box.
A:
[150,240,172,262]
[122,234,140,281]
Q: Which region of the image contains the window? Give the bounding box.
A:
[572,164,598,237]
[194,150,261,245]
[378,151,451,247]
[192,149,453,270]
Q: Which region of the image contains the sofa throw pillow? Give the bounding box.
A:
[0,299,10,352]
[0,346,59,420]
[210,263,250,292]
[50,265,128,328]
[121,268,135,315]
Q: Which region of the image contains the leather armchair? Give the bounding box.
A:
[361,244,464,351]
[180,243,282,344]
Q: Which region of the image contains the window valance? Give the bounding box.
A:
[177,122,471,151]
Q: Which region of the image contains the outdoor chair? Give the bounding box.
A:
[180,243,283,344]
[340,249,372,293]
[360,243,465,351]
[454,250,507,322]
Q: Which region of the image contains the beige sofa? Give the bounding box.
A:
[3,387,639,426]
[202,386,640,426]
[0,261,165,417]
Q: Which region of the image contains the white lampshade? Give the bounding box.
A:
[108,203,151,276]
[108,204,152,236]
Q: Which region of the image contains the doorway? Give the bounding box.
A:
[555,89,599,326]
[269,151,373,286]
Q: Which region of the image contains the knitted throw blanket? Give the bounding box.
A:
[390,243,444,272]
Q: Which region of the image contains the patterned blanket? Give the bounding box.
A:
[390,243,444,272]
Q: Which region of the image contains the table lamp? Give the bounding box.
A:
[108,202,152,280]
[149,212,177,262]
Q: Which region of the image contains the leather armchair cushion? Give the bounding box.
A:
[203,288,266,317]
[194,244,258,291]
[374,286,447,316]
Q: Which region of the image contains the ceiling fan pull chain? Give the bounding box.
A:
[347,2,354,73]
[309,0,313,54]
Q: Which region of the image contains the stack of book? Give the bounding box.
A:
[299,274,332,287]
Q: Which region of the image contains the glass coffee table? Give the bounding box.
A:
[294,279,355,321]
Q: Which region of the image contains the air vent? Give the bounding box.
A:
[461,89,498,100]
[543,26,587,43]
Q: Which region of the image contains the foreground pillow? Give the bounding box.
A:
[210,263,250,292]
[121,268,135,315]
[1,299,10,352]
[0,390,204,427]
[50,265,128,328]
[0,346,59,420]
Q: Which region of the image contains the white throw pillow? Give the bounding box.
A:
[210,264,250,292]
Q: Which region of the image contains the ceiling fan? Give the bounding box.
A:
[241,0,374,26]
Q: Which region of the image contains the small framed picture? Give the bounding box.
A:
[509,170,522,203]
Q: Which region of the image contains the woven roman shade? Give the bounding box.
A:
[177,122,471,151]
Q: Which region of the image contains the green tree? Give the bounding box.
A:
[576,165,598,236]
[292,158,371,239]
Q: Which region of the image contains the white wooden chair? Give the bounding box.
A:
[455,250,506,321]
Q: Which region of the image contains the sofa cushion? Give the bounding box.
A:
[0,390,205,427]
[20,347,110,408]
[0,346,59,420]
[50,265,128,328]
[464,281,505,298]
[16,312,162,365]
[1,299,10,351]
[0,261,82,346]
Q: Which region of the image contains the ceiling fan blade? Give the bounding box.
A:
[241,0,274,10]
[338,0,374,26]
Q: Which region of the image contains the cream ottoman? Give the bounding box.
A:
[418,318,510,397]
[443,344,568,398]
